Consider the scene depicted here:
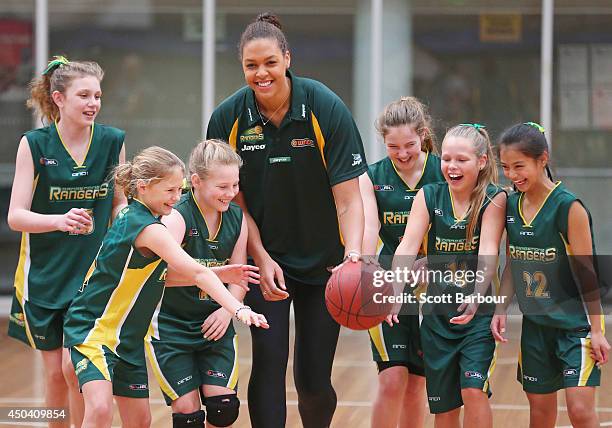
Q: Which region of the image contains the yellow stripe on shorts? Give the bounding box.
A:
[227,335,239,390]
[368,324,389,361]
[579,337,596,387]
[483,342,499,393]
[75,343,111,381]
[145,340,179,401]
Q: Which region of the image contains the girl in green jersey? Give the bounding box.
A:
[8,56,127,428]
[393,124,506,428]
[360,96,443,428]
[148,140,254,427]
[64,146,267,428]
[492,122,609,428]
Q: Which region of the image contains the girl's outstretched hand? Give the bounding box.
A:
[213,264,260,291]
[235,306,269,329]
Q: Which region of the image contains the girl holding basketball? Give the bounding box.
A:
[491,122,609,428]
[63,146,267,428]
[359,96,443,428]
[392,124,506,428]
[146,140,254,428]
[8,56,127,428]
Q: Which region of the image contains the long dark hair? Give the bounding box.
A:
[498,122,554,181]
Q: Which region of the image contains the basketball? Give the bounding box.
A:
[325,260,393,330]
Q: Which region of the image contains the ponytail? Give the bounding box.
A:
[27,56,104,124]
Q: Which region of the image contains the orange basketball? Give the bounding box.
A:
[325,260,393,330]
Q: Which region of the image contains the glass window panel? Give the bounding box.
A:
[0,0,34,293]
[49,0,203,161]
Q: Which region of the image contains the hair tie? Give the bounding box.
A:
[459,123,486,130]
[523,122,545,133]
[42,55,70,76]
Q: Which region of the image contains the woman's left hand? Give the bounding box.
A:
[330,251,361,272]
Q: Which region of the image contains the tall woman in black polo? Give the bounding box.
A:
[207,13,366,428]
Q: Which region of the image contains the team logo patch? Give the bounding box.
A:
[374,184,394,191]
[75,358,89,376]
[450,221,466,230]
[129,384,148,390]
[351,153,363,166]
[269,156,291,164]
[240,126,264,143]
[464,370,485,380]
[40,157,58,166]
[291,138,315,148]
[434,208,443,216]
[207,370,228,380]
[189,228,200,237]
[9,312,25,327]
[564,369,578,377]
[506,216,515,224]
[177,375,193,385]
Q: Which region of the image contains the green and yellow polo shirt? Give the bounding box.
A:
[207,70,367,284]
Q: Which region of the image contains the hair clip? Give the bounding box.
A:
[42,55,70,76]
[459,123,486,129]
[523,122,545,133]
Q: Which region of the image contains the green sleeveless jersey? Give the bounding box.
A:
[506,182,595,330]
[150,192,243,343]
[13,122,124,309]
[367,153,443,267]
[422,183,504,332]
[64,199,167,365]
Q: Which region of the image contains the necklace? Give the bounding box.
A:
[255,90,290,126]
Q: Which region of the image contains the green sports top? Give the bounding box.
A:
[64,199,167,365]
[207,70,367,284]
[13,122,124,309]
[150,191,243,343]
[367,153,443,268]
[506,182,597,330]
[422,182,504,330]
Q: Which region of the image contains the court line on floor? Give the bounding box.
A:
[557,422,612,428]
[236,357,519,367]
[1,397,611,413]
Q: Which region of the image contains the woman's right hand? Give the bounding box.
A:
[254,251,289,301]
[56,208,92,234]
[236,307,269,328]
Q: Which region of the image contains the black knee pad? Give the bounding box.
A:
[204,394,240,427]
[172,410,205,427]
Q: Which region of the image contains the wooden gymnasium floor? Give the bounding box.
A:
[0,316,611,428]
